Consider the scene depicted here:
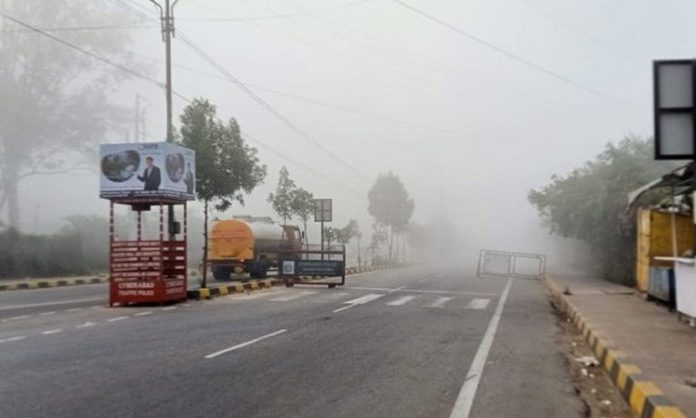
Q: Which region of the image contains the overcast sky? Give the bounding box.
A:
[10,0,696,261]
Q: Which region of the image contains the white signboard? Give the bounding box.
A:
[100,142,196,200]
[654,60,696,160]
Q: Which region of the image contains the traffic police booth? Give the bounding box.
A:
[100,142,196,306]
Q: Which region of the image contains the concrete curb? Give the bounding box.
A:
[545,279,688,418]
[187,278,279,300]
[0,277,108,292]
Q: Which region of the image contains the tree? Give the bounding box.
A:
[290,187,314,242]
[367,172,415,262]
[178,98,266,288]
[268,166,296,225]
[0,1,138,228]
[528,136,676,284]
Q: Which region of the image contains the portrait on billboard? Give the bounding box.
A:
[100,142,196,200]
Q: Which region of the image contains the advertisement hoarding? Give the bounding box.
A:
[100,142,195,200]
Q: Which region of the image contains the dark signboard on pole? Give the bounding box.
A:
[654,60,696,160]
[314,198,332,222]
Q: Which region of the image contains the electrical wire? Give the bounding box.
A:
[0,10,366,198]
[390,0,618,102]
[178,0,375,22]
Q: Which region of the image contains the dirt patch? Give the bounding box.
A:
[553,303,633,418]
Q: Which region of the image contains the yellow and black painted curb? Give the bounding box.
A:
[187,278,279,300]
[0,277,108,292]
[546,280,688,418]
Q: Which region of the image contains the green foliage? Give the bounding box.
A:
[367,172,414,261]
[289,187,314,241]
[0,228,88,278]
[268,166,296,225]
[528,136,677,284]
[0,1,138,227]
[178,98,266,211]
[335,219,360,245]
[290,188,314,224]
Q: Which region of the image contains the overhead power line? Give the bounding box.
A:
[109,0,372,182]
[178,0,375,22]
[390,0,618,102]
[177,34,372,182]
[0,22,153,33]
[0,10,366,198]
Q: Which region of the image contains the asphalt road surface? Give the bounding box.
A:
[0,266,584,418]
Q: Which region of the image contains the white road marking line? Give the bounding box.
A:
[332,304,357,313]
[0,297,103,311]
[161,306,177,311]
[427,296,452,308]
[342,293,385,305]
[134,311,153,317]
[332,293,384,313]
[42,329,62,335]
[386,295,416,306]
[269,291,318,302]
[66,308,82,312]
[204,329,287,359]
[0,335,27,343]
[107,316,128,322]
[449,277,513,418]
[344,286,496,297]
[466,298,491,310]
[389,286,406,293]
[75,321,96,329]
[7,315,31,320]
[39,311,57,316]
[181,303,191,307]
[343,286,393,292]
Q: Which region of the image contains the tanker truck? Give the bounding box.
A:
[208,216,303,280]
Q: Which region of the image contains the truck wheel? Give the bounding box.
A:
[212,266,232,281]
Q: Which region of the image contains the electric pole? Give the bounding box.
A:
[149,0,180,241]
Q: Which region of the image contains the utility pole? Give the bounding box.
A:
[149,0,179,241]
[149,0,178,141]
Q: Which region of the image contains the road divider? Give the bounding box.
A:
[546,279,687,418]
[0,276,108,292]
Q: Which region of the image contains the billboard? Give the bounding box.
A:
[100,142,196,200]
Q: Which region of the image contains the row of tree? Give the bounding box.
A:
[528,136,677,284]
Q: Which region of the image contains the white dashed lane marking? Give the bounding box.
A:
[108,316,128,322]
[386,295,416,306]
[426,296,452,308]
[466,298,491,310]
[134,311,153,317]
[0,336,27,343]
[269,291,319,302]
[75,321,96,329]
[39,311,57,316]
[42,329,62,335]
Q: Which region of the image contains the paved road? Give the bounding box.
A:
[0,266,584,418]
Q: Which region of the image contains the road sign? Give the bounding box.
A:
[654,60,696,160]
[282,259,345,277]
[314,199,332,222]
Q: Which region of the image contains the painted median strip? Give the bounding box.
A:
[547,279,688,418]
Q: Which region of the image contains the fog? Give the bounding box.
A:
[2,0,690,272]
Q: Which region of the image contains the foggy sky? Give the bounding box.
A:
[8,0,692,264]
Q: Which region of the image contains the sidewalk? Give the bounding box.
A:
[547,274,695,418]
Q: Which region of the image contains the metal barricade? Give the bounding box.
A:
[477,249,546,280]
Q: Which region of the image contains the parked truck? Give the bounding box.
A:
[208,216,303,280]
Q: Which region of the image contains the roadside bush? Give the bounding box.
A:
[0,228,89,278]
